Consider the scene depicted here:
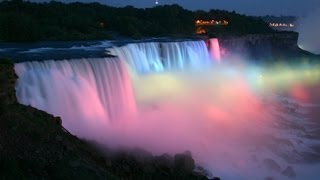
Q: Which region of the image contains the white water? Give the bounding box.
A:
[209,38,221,62]
[15,58,136,136]
[14,40,320,179]
[106,40,213,73]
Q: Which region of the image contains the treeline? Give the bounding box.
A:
[262,15,297,24]
[0,0,273,41]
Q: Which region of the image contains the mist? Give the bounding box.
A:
[298,8,320,55]
[14,58,320,179]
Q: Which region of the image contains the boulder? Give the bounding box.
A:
[174,152,195,172]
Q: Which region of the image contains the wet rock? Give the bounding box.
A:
[105,159,112,168]
[282,166,296,178]
[142,164,156,174]
[55,118,62,126]
[121,164,131,172]
[70,160,81,168]
[174,152,195,172]
[131,148,153,163]
[263,158,281,172]
[55,135,62,142]
[194,166,213,179]
[155,153,174,168]
[58,153,64,160]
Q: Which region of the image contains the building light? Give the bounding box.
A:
[99,22,105,28]
[195,19,229,26]
[269,22,295,28]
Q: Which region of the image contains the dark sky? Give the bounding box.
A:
[33,0,320,16]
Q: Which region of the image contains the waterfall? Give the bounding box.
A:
[14,57,136,134]
[13,39,220,135]
[107,40,213,73]
[106,43,164,73]
[11,38,320,179]
[208,38,221,62]
[13,39,218,132]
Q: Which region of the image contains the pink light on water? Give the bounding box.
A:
[209,38,221,62]
[290,84,310,102]
[14,51,320,179]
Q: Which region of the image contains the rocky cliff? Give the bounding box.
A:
[218,32,308,60]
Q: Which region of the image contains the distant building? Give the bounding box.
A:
[195,19,229,26]
[262,16,298,31]
[195,19,229,34]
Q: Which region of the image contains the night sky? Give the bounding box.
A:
[33,0,320,16]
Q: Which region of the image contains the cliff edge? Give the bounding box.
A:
[219,32,319,62]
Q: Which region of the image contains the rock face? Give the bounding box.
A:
[0,58,115,179]
[174,152,195,172]
[0,58,209,179]
[219,32,302,59]
[0,58,17,105]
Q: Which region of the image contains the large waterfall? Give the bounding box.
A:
[13,38,319,179]
[106,40,215,73]
[15,57,136,135]
[14,39,217,138]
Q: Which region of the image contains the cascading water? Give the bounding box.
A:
[107,43,164,73]
[107,40,212,73]
[15,57,136,136]
[13,39,320,179]
[208,38,221,62]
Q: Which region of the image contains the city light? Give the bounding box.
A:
[269,22,295,28]
[195,19,229,26]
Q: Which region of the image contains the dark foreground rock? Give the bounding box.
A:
[174,151,195,172]
[0,58,209,179]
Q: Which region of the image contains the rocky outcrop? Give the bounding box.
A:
[174,151,195,172]
[0,58,17,105]
[219,32,302,60]
[0,58,210,179]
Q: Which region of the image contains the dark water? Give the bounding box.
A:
[0,38,201,62]
[0,40,115,62]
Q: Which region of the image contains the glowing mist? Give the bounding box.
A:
[14,40,320,180]
[15,58,136,137]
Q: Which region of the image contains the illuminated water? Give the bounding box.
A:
[14,40,320,179]
[15,58,136,135]
[106,40,218,73]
